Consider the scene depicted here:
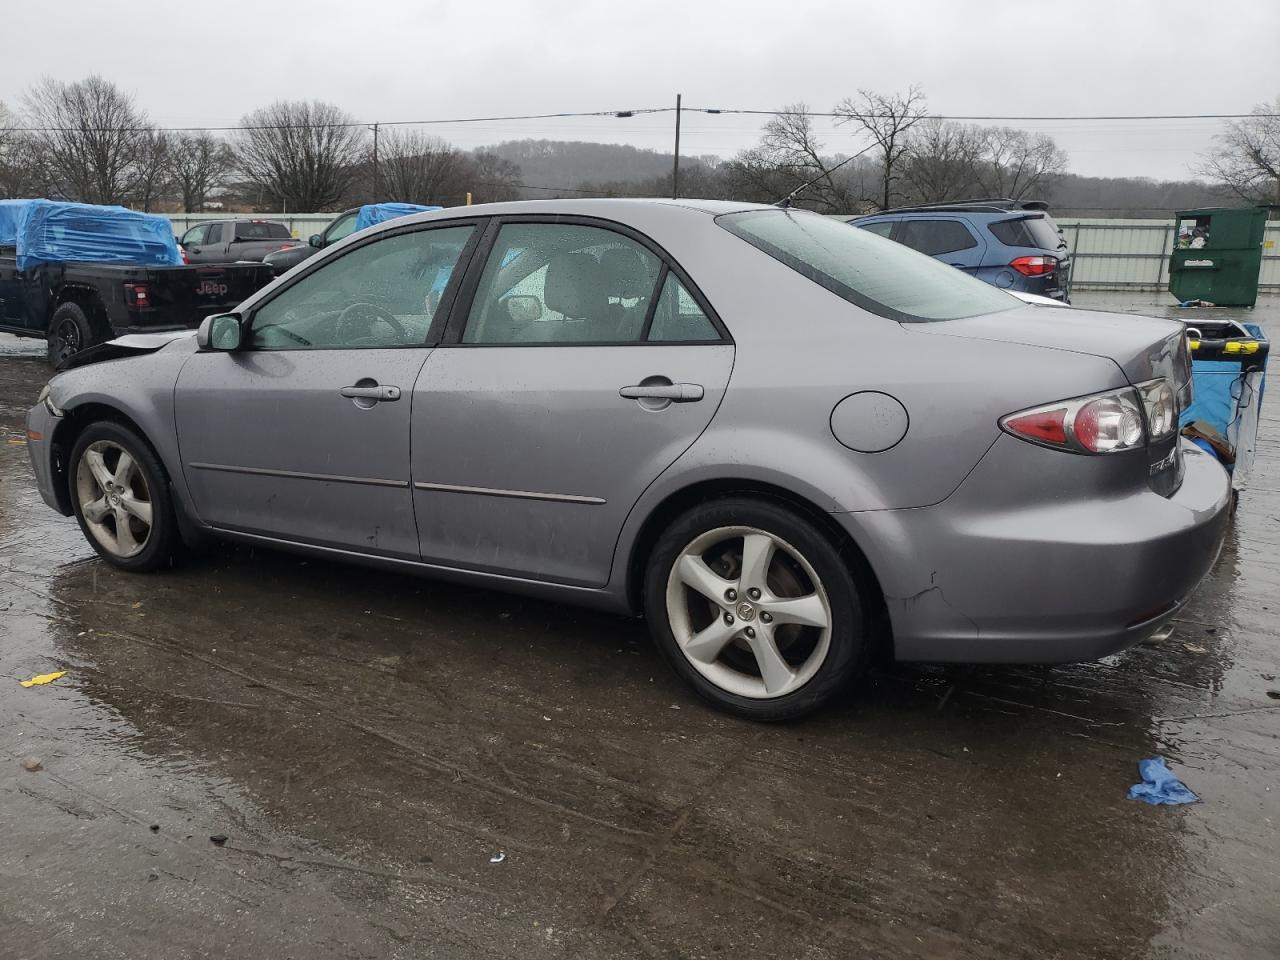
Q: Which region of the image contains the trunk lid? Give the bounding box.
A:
[908,305,1193,496]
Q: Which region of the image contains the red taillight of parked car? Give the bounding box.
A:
[1001,381,1176,455]
[179,245,189,265]
[1009,255,1056,276]
[123,282,153,311]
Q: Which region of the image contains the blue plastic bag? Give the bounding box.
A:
[352,202,441,233]
[15,199,183,271]
[1128,756,1200,805]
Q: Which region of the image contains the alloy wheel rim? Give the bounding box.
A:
[75,440,153,559]
[665,525,832,700]
[53,319,80,364]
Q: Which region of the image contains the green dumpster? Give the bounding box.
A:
[1168,206,1268,307]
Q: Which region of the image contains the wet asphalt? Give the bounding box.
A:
[0,293,1277,959]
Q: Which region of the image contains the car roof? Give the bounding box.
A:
[389,197,777,227]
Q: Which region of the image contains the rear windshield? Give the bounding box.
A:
[717,210,1018,322]
[988,215,1064,251]
[235,221,292,240]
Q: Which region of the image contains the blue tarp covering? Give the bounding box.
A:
[14,200,183,271]
[0,198,30,247]
[1180,359,1240,438]
[353,202,441,233]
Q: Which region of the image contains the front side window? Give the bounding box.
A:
[463,223,662,344]
[325,213,358,245]
[248,225,474,350]
[895,219,978,256]
[717,209,1017,323]
[182,224,207,246]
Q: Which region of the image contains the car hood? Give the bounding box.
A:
[906,304,1190,389]
[63,329,195,370]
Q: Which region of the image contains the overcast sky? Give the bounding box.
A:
[3,0,1277,182]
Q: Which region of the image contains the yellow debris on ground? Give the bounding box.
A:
[19,671,66,688]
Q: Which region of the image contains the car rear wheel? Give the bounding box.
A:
[68,422,180,572]
[47,302,100,370]
[644,498,870,720]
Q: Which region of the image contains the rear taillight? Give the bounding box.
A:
[1009,255,1055,276]
[179,245,189,265]
[1002,382,1171,455]
[1137,379,1177,440]
[123,283,152,311]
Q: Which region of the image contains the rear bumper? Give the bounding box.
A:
[840,439,1231,663]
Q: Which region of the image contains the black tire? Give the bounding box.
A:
[67,421,181,573]
[47,301,101,370]
[643,497,872,721]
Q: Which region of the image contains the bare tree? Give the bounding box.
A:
[834,86,928,210]
[23,76,153,204]
[377,130,463,204]
[974,127,1067,200]
[0,100,46,198]
[463,149,523,203]
[168,132,233,212]
[132,129,173,212]
[900,118,983,203]
[1197,96,1280,205]
[234,100,366,211]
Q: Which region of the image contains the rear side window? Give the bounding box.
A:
[206,223,223,244]
[989,216,1064,251]
[717,210,1017,323]
[236,221,292,240]
[895,219,978,256]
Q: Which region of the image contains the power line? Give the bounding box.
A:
[4,105,1276,135]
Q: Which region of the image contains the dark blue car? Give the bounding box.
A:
[847,198,1072,302]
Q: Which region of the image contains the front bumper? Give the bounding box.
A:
[26,400,71,516]
[841,438,1231,663]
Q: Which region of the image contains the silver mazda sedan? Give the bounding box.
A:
[27,200,1230,719]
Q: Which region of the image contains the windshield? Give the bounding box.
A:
[717,210,1018,322]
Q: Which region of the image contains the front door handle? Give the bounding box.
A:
[340,383,401,402]
[619,383,703,402]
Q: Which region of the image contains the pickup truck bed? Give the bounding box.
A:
[0,248,274,366]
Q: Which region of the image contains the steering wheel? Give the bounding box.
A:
[335,302,408,345]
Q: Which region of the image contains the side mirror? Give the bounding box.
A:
[308,234,322,248]
[196,313,243,351]
[504,294,543,323]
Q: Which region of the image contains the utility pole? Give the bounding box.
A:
[672,93,682,200]
[370,122,380,202]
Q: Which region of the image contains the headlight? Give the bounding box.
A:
[37,384,64,417]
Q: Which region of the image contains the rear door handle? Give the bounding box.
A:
[619,383,703,402]
[340,384,401,401]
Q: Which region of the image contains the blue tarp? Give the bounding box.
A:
[353,202,441,233]
[0,198,30,247]
[14,200,183,271]
[1180,359,1240,438]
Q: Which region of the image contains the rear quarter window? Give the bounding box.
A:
[236,221,293,240]
[717,209,1017,323]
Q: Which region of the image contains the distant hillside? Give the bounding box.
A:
[480,139,1231,216]
[1028,174,1226,218]
[484,139,716,195]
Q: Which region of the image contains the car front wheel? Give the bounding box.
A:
[68,422,180,572]
[644,498,871,721]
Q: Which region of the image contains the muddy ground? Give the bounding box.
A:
[1,292,1277,959]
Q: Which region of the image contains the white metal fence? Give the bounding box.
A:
[157,213,1280,293]
[1056,218,1279,292]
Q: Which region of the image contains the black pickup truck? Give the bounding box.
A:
[0,199,275,366]
[0,251,274,367]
